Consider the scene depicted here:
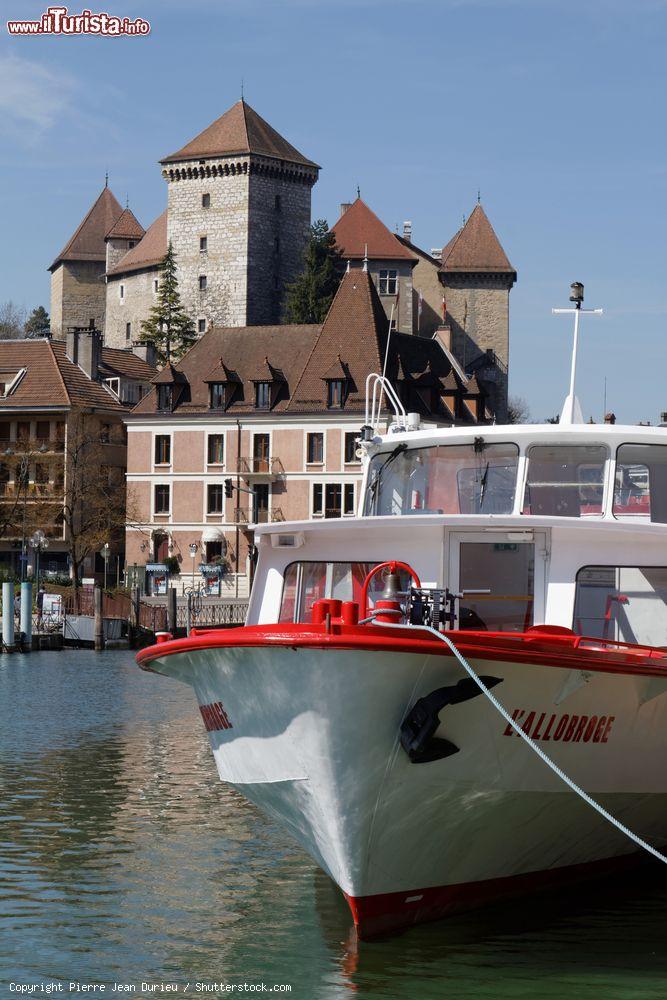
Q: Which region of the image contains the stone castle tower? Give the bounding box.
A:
[160,99,319,328]
[49,185,126,339]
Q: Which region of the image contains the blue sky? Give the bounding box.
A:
[1,0,666,423]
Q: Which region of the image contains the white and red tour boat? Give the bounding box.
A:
[138,291,667,937]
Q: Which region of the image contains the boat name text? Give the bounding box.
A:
[503,709,615,743]
[199,701,233,732]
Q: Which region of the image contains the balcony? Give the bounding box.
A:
[237,456,284,481]
[233,507,286,526]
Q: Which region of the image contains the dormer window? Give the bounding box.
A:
[327,379,346,409]
[210,383,226,409]
[0,368,26,398]
[255,382,270,409]
[157,385,173,411]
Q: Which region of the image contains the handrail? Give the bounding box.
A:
[365,373,407,433]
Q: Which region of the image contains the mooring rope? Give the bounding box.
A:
[384,622,667,865]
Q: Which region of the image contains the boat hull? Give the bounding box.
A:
[140,634,667,936]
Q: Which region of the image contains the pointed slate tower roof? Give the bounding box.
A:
[331,198,415,261]
[107,211,168,277]
[105,208,145,242]
[49,186,124,271]
[440,204,515,276]
[161,99,319,168]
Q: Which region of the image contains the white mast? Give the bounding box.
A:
[552,281,602,425]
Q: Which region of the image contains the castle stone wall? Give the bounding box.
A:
[104,269,159,350]
[50,261,106,339]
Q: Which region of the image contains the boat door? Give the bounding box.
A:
[447,530,547,632]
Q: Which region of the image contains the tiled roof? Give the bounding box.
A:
[49,186,124,271]
[129,270,485,423]
[107,210,168,277]
[99,347,157,381]
[131,325,320,415]
[331,198,415,261]
[0,340,121,412]
[440,204,515,275]
[105,208,145,241]
[161,99,319,168]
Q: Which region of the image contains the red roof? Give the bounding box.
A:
[49,186,124,271]
[107,211,167,277]
[105,208,145,242]
[161,100,319,168]
[440,204,515,275]
[331,199,415,261]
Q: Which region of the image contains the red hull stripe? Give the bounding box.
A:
[345,853,648,938]
[137,623,667,680]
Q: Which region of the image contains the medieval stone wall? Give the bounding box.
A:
[50,261,106,339]
[104,269,159,350]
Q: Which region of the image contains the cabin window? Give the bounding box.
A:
[613,444,667,523]
[364,442,519,516]
[279,561,411,624]
[524,445,607,517]
[573,565,667,647]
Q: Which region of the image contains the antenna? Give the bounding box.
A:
[552,281,603,424]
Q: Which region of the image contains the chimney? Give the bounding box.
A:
[403,221,412,242]
[132,342,157,368]
[340,202,352,216]
[430,248,443,261]
[65,322,101,379]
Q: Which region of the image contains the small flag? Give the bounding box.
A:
[418,289,423,320]
[442,296,447,322]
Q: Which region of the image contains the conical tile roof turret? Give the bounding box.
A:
[49,186,124,271]
[440,204,515,276]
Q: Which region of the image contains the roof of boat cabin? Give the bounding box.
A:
[367,421,667,451]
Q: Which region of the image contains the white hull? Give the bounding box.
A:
[147,642,667,932]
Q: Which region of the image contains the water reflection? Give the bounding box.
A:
[1,651,667,1000]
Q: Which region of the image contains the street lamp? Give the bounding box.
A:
[189,541,198,585]
[29,529,49,600]
[100,542,110,590]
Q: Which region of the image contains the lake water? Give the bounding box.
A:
[1,650,667,999]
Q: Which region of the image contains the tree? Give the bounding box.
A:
[0,301,27,340]
[139,242,196,364]
[507,395,531,424]
[59,413,138,608]
[283,220,342,324]
[24,306,50,337]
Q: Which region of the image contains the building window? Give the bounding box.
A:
[275,194,281,212]
[327,379,345,409]
[207,483,224,514]
[36,420,50,444]
[307,432,324,464]
[253,483,270,523]
[200,236,208,252]
[344,432,359,464]
[153,279,159,294]
[379,269,398,295]
[157,385,173,411]
[125,322,132,342]
[17,421,30,442]
[99,423,110,444]
[209,383,225,409]
[253,434,270,472]
[255,382,270,409]
[205,540,224,563]
[154,484,170,514]
[312,483,323,517]
[207,434,224,465]
[128,241,136,249]
[199,275,207,291]
[154,434,171,465]
[344,483,355,515]
[202,193,210,208]
[198,318,206,333]
[119,284,125,302]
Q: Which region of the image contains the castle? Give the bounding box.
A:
[49,98,515,418]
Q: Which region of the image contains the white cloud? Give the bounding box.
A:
[0,52,78,141]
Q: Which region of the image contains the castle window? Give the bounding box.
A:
[125,322,131,342]
[255,382,270,410]
[119,284,125,302]
[275,194,281,212]
[153,279,159,294]
[327,379,346,409]
[209,383,225,409]
[307,433,324,464]
[198,318,206,334]
[157,385,173,411]
[200,236,208,252]
[202,193,211,208]
[199,275,207,291]
[379,270,398,295]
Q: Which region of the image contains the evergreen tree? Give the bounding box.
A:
[24,305,50,337]
[283,220,342,324]
[139,242,196,364]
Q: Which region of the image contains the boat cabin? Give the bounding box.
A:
[249,423,667,647]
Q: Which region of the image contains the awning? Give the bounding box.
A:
[201,527,226,543]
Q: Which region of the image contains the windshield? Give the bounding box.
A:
[364,441,519,516]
